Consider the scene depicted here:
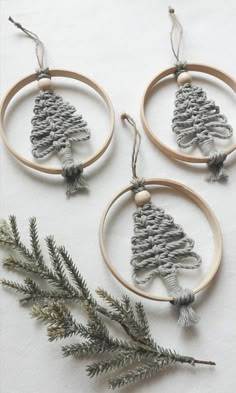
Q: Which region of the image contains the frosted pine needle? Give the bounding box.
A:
[0,216,215,389]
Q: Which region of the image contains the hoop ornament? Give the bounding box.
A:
[141,63,236,164]
[99,178,222,302]
[0,69,115,175]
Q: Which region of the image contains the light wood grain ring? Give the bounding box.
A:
[141,63,236,164]
[99,178,222,302]
[0,69,115,174]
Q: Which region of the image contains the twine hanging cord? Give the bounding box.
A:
[168,7,188,77]
[9,16,45,70]
[121,113,141,181]
[169,7,183,64]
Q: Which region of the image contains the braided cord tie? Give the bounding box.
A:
[37,68,51,80]
[131,179,201,327]
[31,69,90,195]
[174,61,187,78]
[172,77,233,182]
[131,177,145,193]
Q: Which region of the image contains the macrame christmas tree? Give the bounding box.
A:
[131,180,201,327]
[8,17,91,195]
[31,69,90,195]
[172,75,233,181]
[168,8,233,181]
[121,113,202,327]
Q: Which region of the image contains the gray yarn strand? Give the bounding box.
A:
[121,113,141,180]
[31,69,90,195]
[131,179,201,327]
[172,82,233,181]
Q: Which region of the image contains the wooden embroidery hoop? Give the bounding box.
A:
[99,178,222,302]
[0,69,115,174]
[140,64,236,164]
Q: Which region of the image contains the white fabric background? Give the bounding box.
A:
[0,0,236,392]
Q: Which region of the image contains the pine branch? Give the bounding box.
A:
[87,351,158,378]
[9,215,33,259]
[108,358,176,389]
[62,342,107,358]
[135,302,151,338]
[0,219,14,245]
[31,301,82,341]
[0,216,216,389]
[1,277,71,305]
[96,288,156,348]
[46,237,80,297]
[29,217,44,265]
[58,245,94,304]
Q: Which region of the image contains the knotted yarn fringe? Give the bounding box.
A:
[199,137,228,182]
[160,270,199,327]
[62,163,87,196]
[207,153,228,182]
[58,144,87,196]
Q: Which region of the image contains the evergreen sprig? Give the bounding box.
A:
[0,216,215,389]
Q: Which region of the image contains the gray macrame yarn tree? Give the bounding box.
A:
[169,8,233,181]
[122,114,202,327]
[31,68,90,195]
[172,67,233,181]
[131,179,201,327]
[9,17,90,195]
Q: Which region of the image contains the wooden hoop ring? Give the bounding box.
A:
[0,69,115,174]
[141,63,236,164]
[99,178,222,302]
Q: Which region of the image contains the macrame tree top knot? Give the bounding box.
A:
[131,178,146,194]
[174,61,187,78]
[37,68,51,80]
[122,113,202,327]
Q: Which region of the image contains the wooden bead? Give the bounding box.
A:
[177,71,192,86]
[38,77,53,91]
[134,190,151,206]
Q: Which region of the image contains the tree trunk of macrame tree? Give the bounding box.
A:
[172,72,233,181]
[57,143,87,195]
[131,180,201,327]
[31,69,90,195]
